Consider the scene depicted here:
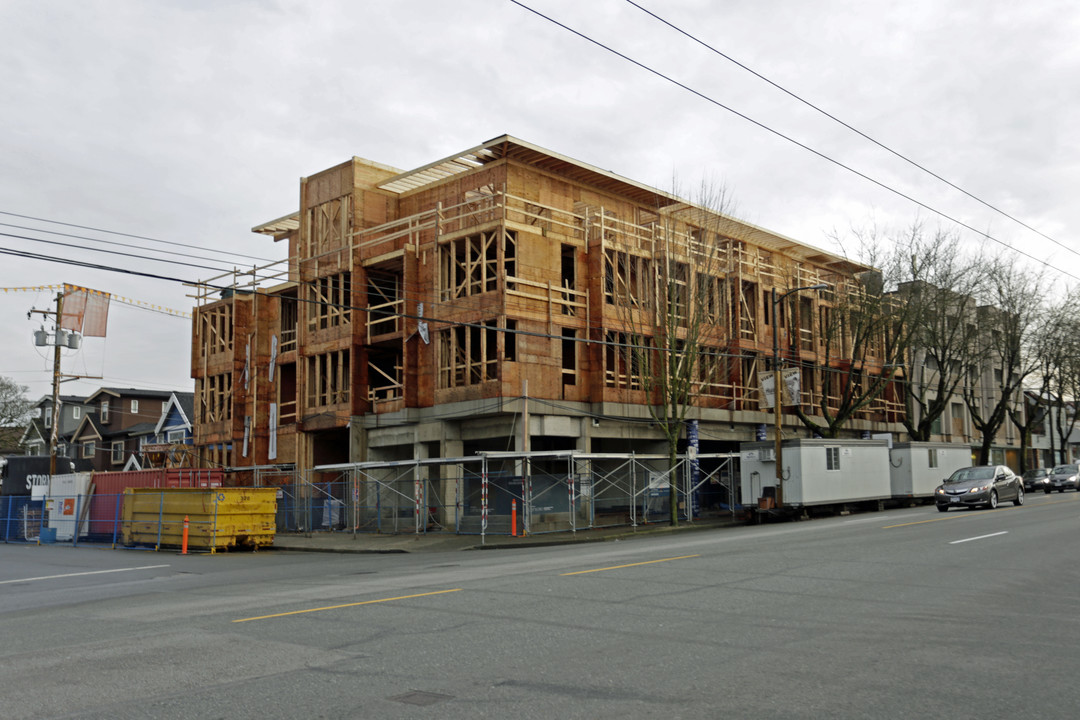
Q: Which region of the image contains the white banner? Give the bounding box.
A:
[761,368,801,408]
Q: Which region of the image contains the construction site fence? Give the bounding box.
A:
[0,489,271,553]
[0,491,204,550]
[1,453,742,545]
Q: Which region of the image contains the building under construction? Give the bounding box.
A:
[189,135,904,527]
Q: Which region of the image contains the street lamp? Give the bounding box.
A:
[772,283,827,507]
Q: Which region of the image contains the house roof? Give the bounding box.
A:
[125,422,158,438]
[70,414,103,443]
[177,393,194,420]
[19,418,46,447]
[33,394,89,408]
[155,392,195,435]
[85,387,177,404]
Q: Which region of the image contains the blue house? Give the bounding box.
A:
[131,392,195,469]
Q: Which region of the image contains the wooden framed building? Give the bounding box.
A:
[189,135,906,491]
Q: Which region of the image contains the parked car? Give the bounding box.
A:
[1022,467,1051,491]
[936,465,1024,512]
[1045,464,1080,493]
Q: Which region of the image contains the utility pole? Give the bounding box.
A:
[48,291,63,478]
[31,288,100,478]
[771,283,827,507]
[30,292,65,478]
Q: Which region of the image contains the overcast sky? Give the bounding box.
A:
[2,0,1077,402]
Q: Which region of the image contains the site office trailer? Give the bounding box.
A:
[889,442,973,499]
[740,439,892,508]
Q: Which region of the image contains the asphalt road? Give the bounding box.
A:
[2,491,1079,719]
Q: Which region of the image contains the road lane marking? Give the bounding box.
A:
[883,496,1077,528]
[0,564,171,586]
[560,554,700,576]
[883,515,975,528]
[950,531,1008,545]
[233,588,463,623]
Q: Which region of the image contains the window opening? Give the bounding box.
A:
[307,272,352,332]
[307,350,351,407]
[562,328,577,386]
[505,319,517,362]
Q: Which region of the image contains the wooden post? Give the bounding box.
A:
[48,291,64,478]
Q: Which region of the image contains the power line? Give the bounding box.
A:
[0,231,238,276]
[0,246,200,284]
[0,210,277,264]
[622,0,1077,262]
[508,0,1079,283]
[0,221,265,268]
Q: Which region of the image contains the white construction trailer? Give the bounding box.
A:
[888,442,973,500]
[740,439,891,509]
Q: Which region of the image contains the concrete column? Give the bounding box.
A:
[440,433,464,527]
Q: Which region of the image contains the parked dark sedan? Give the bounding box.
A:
[1022,467,1051,491]
[936,465,1024,512]
[1045,464,1080,493]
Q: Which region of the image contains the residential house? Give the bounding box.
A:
[69,388,176,472]
[20,394,91,458]
[135,392,196,468]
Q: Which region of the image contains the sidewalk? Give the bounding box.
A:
[269,515,744,554]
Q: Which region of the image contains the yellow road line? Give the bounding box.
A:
[883,496,1077,529]
[233,588,462,623]
[560,554,700,576]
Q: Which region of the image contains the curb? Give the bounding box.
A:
[270,518,744,554]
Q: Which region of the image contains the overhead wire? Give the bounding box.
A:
[621,0,1076,262]
[0,230,238,276]
[0,209,277,264]
[0,221,263,268]
[507,0,1080,283]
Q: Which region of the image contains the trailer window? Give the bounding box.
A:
[826,446,840,471]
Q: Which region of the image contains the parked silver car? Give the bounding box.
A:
[935,465,1024,512]
[1045,464,1080,493]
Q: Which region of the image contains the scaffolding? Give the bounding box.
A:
[304,451,742,542]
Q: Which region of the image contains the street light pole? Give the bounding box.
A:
[772,283,827,507]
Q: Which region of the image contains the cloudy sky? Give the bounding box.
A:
[2,0,1077,402]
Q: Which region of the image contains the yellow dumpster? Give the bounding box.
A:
[121,487,277,551]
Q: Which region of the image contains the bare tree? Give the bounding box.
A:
[606,181,735,525]
[789,267,910,437]
[0,376,34,427]
[789,223,916,438]
[1040,300,1080,464]
[962,259,1042,465]
[892,225,989,440]
[1010,298,1066,469]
